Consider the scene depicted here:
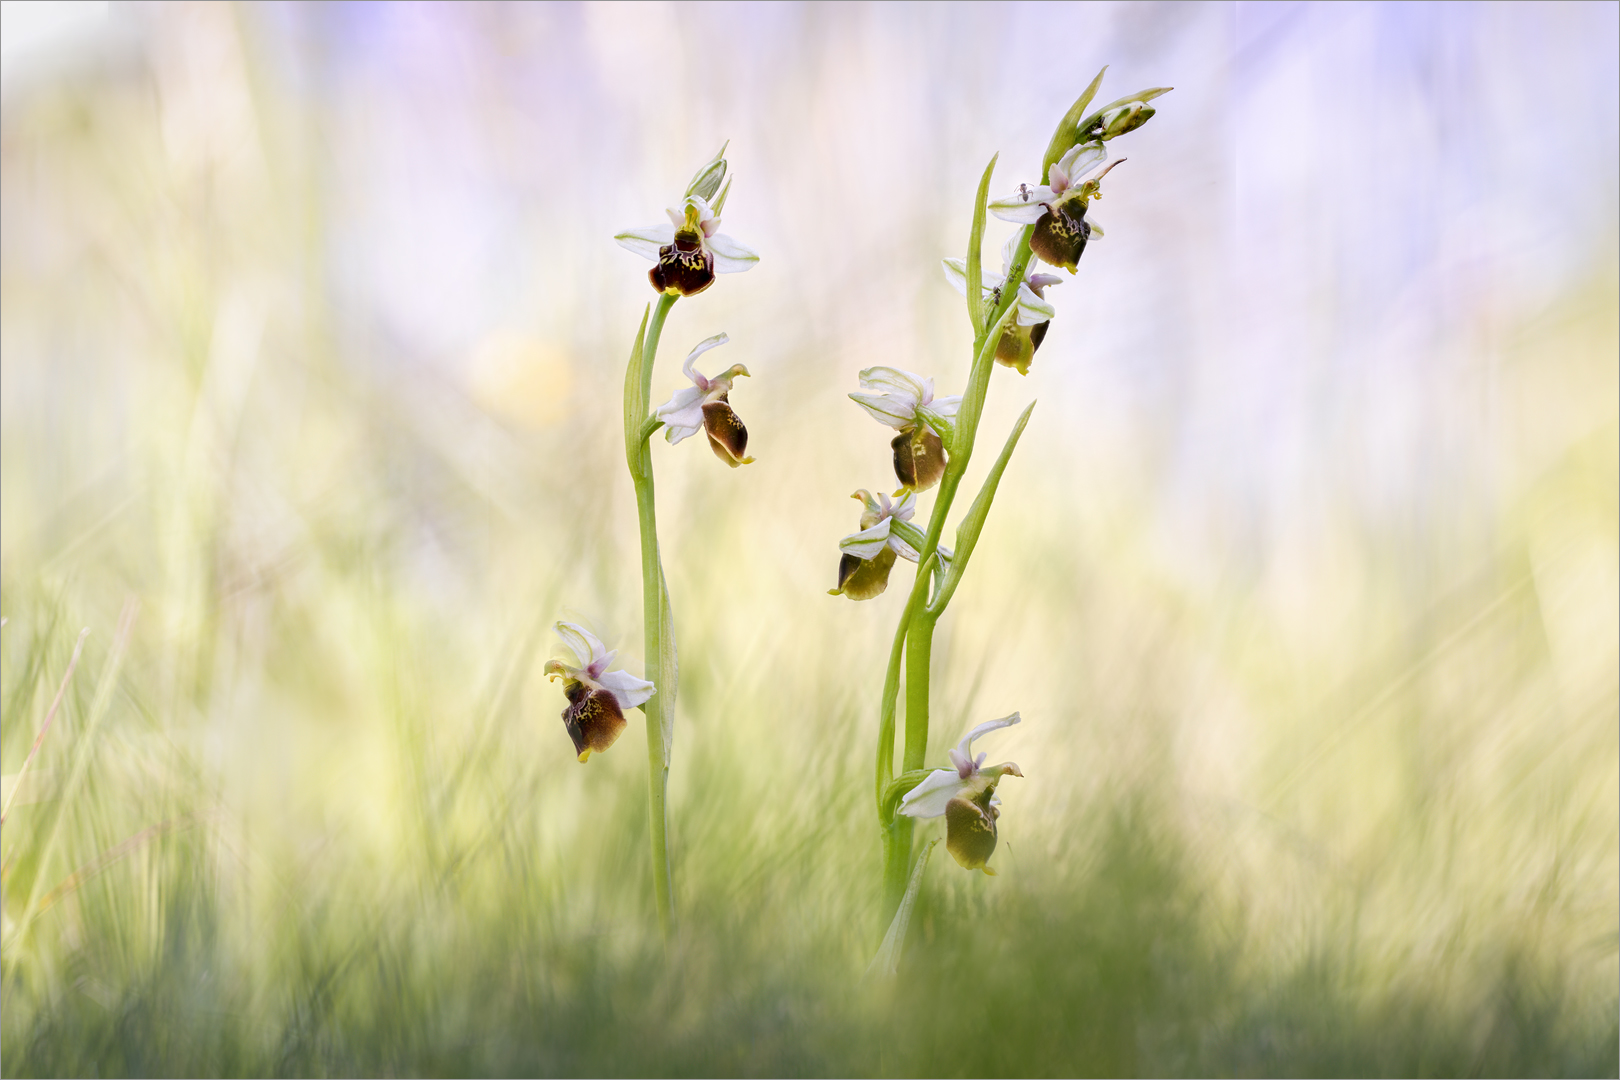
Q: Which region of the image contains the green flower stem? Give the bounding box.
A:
[624,291,679,941]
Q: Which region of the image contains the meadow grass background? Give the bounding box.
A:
[2,2,1617,1075]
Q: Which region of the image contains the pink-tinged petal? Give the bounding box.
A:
[706,232,759,273]
[897,769,969,819]
[700,217,720,237]
[949,747,975,778]
[1027,273,1064,289]
[597,667,656,711]
[1047,162,1070,193]
[554,621,609,670]
[892,491,917,522]
[682,332,730,381]
[956,712,1021,759]
[615,224,676,260]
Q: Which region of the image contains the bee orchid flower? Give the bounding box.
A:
[828,490,951,600]
[897,713,1025,874]
[848,366,961,492]
[943,236,1064,375]
[654,333,755,467]
[987,142,1123,273]
[543,621,655,762]
[615,193,759,297]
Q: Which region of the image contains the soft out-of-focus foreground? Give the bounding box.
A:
[2,2,1616,1075]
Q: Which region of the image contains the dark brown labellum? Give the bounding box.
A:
[649,229,715,295]
[701,397,751,467]
[891,426,946,491]
[562,682,627,762]
[944,787,999,872]
[1030,201,1090,273]
[831,545,897,600]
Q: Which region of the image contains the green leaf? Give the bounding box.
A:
[1041,67,1109,180]
[966,153,997,336]
[865,839,938,980]
[930,399,1036,616]
[880,769,936,826]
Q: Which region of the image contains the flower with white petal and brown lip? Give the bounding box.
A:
[988,142,1123,274]
[943,235,1065,375]
[615,193,759,297]
[897,713,1025,874]
[543,621,655,762]
[849,367,961,492]
[828,489,953,600]
[654,333,754,467]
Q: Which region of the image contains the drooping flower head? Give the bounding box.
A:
[897,713,1025,874]
[988,142,1123,273]
[543,621,655,762]
[943,236,1065,375]
[654,334,754,467]
[849,367,961,492]
[615,146,759,296]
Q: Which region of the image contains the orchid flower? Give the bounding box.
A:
[897,713,1025,874]
[654,333,754,467]
[615,192,759,297]
[943,235,1065,375]
[848,366,961,492]
[987,141,1123,273]
[543,621,655,762]
[828,490,953,601]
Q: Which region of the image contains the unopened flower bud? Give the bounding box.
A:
[1101,102,1154,139]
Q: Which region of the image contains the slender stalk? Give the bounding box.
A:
[625,292,679,940]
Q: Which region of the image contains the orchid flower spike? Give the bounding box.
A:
[897,713,1025,874]
[848,367,961,492]
[542,621,655,762]
[654,333,754,467]
[988,142,1123,273]
[943,236,1065,375]
[615,147,759,296]
[828,489,952,600]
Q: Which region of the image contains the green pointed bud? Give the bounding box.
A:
[686,141,730,201]
[1101,102,1155,140]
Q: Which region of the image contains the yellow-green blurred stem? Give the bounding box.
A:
[628,292,678,941]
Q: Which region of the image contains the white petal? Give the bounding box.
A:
[887,532,921,563]
[1015,282,1056,326]
[849,391,917,430]
[941,258,969,297]
[926,395,961,423]
[655,386,706,443]
[554,621,608,669]
[839,519,893,560]
[988,186,1054,224]
[1086,216,1103,239]
[665,207,684,228]
[1059,141,1107,182]
[857,366,928,401]
[956,712,1021,759]
[707,232,759,273]
[614,224,675,260]
[897,769,968,819]
[1000,234,1024,276]
[598,668,656,710]
[682,333,729,380]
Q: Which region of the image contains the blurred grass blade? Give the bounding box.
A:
[966,153,997,337]
[865,839,937,979]
[931,401,1036,616]
[1,626,88,825]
